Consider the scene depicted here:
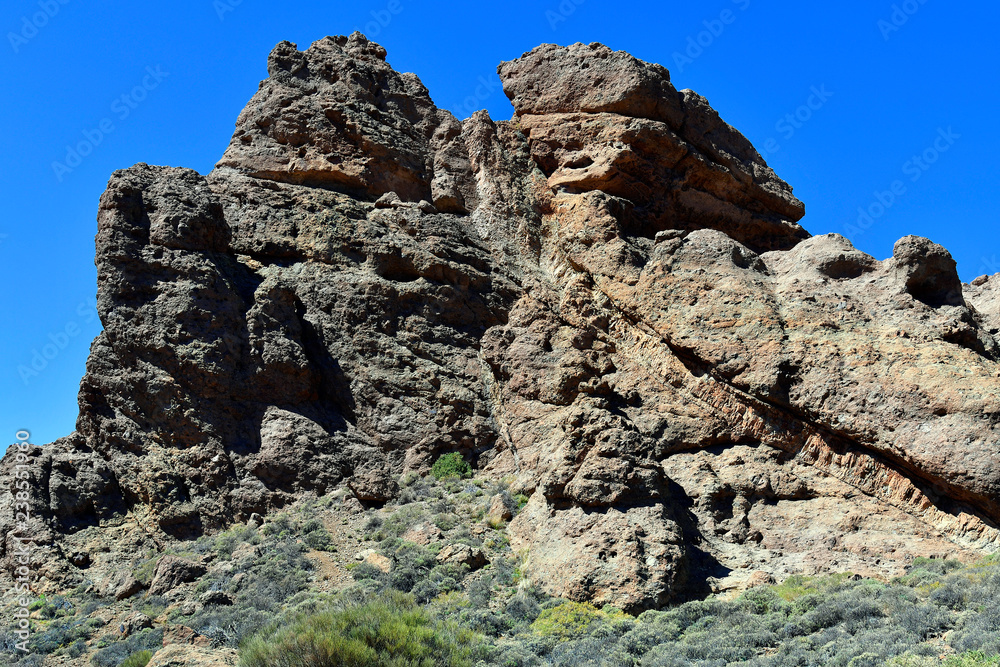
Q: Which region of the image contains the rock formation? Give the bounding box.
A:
[4,33,1000,613]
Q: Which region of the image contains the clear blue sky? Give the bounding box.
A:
[2,0,998,446]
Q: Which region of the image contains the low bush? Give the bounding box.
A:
[90,628,163,667]
[432,453,472,480]
[302,526,335,552]
[120,650,153,667]
[531,601,624,640]
[372,505,432,541]
[213,524,260,558]
[26,613,103,655]
[238,590,482,667]
[944,651,1000,666]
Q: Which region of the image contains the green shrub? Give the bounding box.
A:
[133,558,158,586]
[135,595,169,619]
[303,527,334,552]
[67,638,88,658]
[350,562,384,582]
[214,524,259,558]
[301,519,324,533]
[120,650,153,667]
[771,572,859,602]
[911,557,965,576]
[944,652,1000,667]
[90,628,163,667]
[238,590,481,667]
[531,601,621,640]
[374,505,432,540]
[261,513,294,538]
[191,605,271,648]
[885,654,939,667]
[431,453,471,480]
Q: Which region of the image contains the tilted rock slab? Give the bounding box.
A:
[2,34,1000,612]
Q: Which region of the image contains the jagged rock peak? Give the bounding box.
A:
[498,42,682,121]
[499,41,808,252]
[219,35,807,252]
[217,31,475,213]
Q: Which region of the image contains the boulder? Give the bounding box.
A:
[436,544,487,570]
[146,645,238,667]
[148,556,207,596]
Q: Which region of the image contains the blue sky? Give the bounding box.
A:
[2,0,998,445]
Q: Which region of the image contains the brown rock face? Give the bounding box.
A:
[217,34,475,213]
[148,555,208,595]
[3,34,1000,612]
[500,42,808,253]
[146,644,238,667]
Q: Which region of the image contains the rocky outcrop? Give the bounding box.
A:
[3,34,1000,613]
[499,42,807,253]
[217,34,476,213]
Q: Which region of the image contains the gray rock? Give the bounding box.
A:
[97,571,144,601]
[199,590,234,606]
[148,556,207,596]
[486,492,516,524]
[436,544,487,570]
[120,612,152,637]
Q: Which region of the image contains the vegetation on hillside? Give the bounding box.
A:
[5,464,1000,666]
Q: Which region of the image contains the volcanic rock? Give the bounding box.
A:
[486,492,516,524]
[436,543,487,570]
[97,571,144,601]
[3,34,1000,613]
[120,612,153,637]
[146,644,238,667]
[148,556,208,595]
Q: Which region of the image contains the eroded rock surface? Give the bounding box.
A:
[3,34,1000,612]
